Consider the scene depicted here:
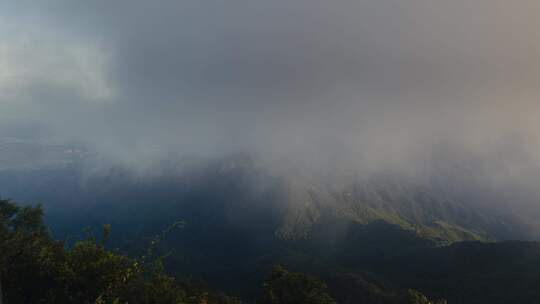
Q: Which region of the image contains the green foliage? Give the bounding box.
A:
[400,290,447,304]
[325,273,447,304]
[263,265,336,304]
[261,265,447,304]
[0,198,240,304]
[275,177,493,244]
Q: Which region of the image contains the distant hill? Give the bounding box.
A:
[1,152,540,302]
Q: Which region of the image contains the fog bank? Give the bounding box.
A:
[0,1,539,182]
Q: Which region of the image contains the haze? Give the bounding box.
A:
[1,0,540,180]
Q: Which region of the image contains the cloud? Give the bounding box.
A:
[0,0,539,173]
[0,35,112,102]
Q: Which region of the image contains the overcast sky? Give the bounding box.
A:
[1,0,540,173]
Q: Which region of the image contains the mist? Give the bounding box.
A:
[1,1,540,197]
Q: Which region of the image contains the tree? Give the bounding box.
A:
[0,198,240,304]
[263,265,336,304]
[0,198,58,303]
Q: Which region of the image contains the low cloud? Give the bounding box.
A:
[0,0,539,179]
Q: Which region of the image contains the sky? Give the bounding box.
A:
[1,0,540,175]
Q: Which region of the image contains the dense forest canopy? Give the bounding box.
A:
[1,198,454,304]
[2,195,540,303]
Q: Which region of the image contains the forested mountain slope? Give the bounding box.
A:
[1,153,540,303]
